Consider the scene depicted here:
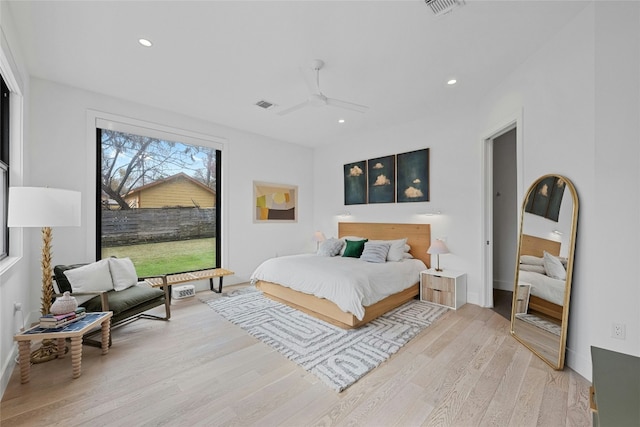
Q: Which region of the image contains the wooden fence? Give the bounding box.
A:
[102,208,216,247]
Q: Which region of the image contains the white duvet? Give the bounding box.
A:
[518,270,566,306]
[250,254,427,320]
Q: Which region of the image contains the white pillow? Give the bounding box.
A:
[519,264,546,274]
[109,257,139,291]
[520,255,544,266]
[317,238,344,257]
[368,238,408,262]
[64,259,113,304]
[360,242,391,263]
[339,236,366,255]
[543,251,566,280]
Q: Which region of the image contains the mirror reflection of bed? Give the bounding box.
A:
[513,234,565,363]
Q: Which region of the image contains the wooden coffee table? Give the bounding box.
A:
[13,312,112,383]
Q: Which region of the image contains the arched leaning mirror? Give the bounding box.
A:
[511,174,578,370]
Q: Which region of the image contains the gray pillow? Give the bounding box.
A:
[317,237,344,257]
[360,242,391,263]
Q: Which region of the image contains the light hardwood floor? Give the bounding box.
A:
[1,285,591,426]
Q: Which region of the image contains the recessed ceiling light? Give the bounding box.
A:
[338,119,345,124]
[138,38,153,47]
[447,79,457,85]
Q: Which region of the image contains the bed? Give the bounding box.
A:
[252,222,430,329]
[518,234,566,321]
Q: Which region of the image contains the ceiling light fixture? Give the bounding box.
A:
[138,38,153,47]
[447,79,457,85]
[338,119,345,124]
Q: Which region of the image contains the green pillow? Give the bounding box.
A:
[342,239,368,258]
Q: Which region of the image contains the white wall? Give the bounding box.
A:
[0,0,32,397]
[314,3,640,380]
[0,76,314,394]
[27,77,314,283]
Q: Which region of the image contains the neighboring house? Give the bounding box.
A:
[124,172,216,209]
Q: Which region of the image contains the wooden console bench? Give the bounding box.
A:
[144,268,234,301]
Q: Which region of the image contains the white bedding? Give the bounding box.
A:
[250,254,427,320]
[518,270,566,306]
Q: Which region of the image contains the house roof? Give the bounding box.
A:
[125,172,215,197]
[6,1,590,147]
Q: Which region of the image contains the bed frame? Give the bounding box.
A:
[519,234,564,321]
[255,222,431,329]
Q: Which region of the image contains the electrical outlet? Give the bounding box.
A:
[612,323,626,340]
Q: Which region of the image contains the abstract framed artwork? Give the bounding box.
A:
[397,148,430,203]
[253,181,297,222]
[344,161,367,205]
[368,155,395,204]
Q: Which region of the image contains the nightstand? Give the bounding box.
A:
[420,269,467,309]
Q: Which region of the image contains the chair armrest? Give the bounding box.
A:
[54,290,110,311]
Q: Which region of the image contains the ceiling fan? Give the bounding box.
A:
[277,59,369,116]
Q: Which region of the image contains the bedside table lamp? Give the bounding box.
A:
[313,231,326,250]
[427,239,449,272]
[8,187,81,363]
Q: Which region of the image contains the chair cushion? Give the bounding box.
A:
[54,263,91,294]
[63,259,114,304]
[82,285,165,317]
[108,257,139,291]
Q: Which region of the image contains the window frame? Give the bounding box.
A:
[0,75,10,260]
[93,115,225,275]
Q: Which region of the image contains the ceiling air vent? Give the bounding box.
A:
[425,0,465,16]
[255,100,275,110]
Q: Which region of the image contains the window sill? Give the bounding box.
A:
[0,255,21,277]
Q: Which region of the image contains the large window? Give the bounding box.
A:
[97,126,221,277]
[0,75,9,260]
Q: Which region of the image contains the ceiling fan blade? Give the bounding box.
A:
[277,100,311,116]
[300,66,320,95]
[326,98,369,113]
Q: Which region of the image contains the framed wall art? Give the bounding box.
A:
[253,181,297,222]
[344,160,367,205]
[397,148,429,203]
[367,155,395,204]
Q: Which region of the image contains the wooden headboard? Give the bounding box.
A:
[520,234,561,257]
[338,222,431,268]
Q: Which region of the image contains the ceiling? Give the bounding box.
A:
[7,1,588,147]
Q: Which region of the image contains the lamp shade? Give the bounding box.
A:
[313,231,326,242]
[427,239,450,255]
[8,187,81,228]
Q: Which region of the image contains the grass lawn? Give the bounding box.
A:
[102,238,216,277]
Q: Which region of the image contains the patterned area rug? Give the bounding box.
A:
[516,313,562,336]
[204,287,448,392]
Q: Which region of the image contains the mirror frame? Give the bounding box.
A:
[510,174,578,370]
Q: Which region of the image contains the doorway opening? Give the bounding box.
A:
[491,128,517,319]
[482,111,523,313]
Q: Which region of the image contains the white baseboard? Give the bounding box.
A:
[0,344,18,400]
[565,346,592,382]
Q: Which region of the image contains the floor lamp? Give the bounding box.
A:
[8,187,81,363]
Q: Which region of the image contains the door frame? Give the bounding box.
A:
[481,109,524,308]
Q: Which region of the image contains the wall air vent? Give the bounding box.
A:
[255,100,276,110]
[425,0,465,16]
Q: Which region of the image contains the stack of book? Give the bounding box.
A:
[39,307,87,329]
